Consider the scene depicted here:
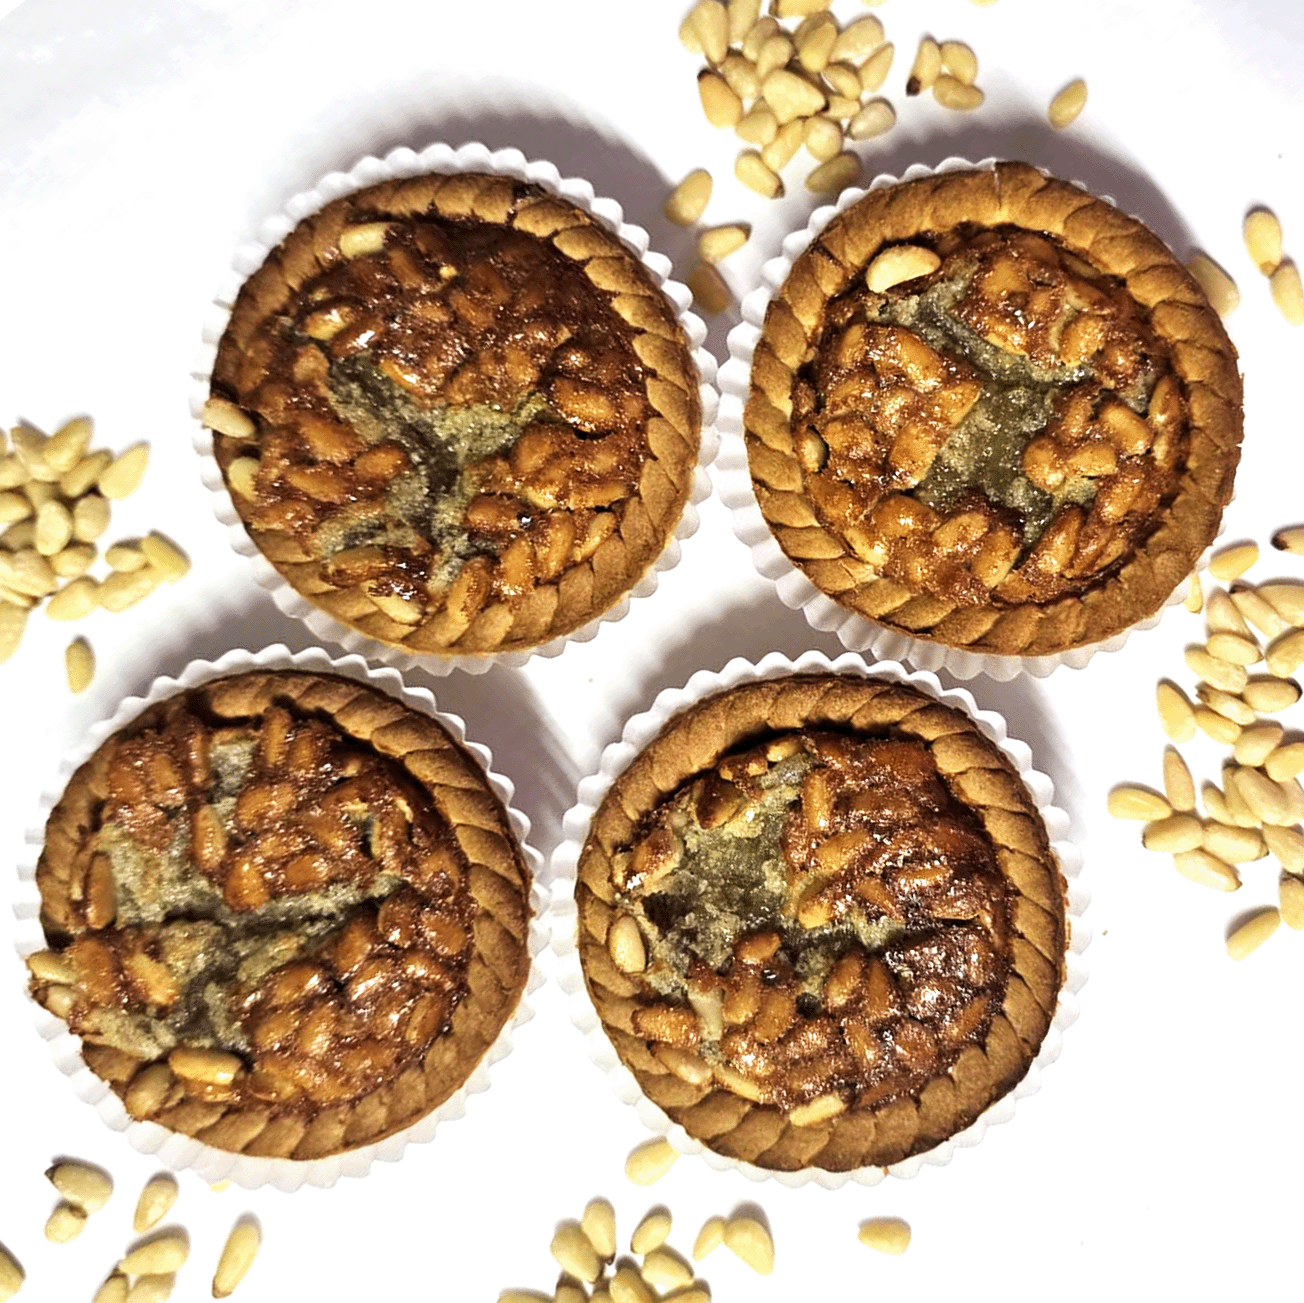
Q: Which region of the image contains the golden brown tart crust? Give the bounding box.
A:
[208,171,701,656]
[746,162,1243,657]
[31,671,532,1161]
[576,673,1066,1173]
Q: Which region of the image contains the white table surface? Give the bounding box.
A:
[2,0,1303,1298]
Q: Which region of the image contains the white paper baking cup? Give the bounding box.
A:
[12,644,547,1192]
[190,141,718,676]
[715,156,1200,682]
[550,648,1088,1190]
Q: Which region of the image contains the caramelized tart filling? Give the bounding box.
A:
[794,224,1189,606]
[613,730,1011,1114]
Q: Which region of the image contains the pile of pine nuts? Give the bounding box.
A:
[0,419,189,692]
[671,0,1089,314]
[0,1160,258,1301]
[1109,533,1304,959]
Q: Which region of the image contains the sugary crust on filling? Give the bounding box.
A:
[32,671,532,1161]
[209,172,701,656]
[575,673,1067,1173]
[746,162,1243,657]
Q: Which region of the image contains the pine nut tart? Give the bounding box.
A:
[202,167,703,659]
[742,161,1243,661]
[26,668,533,1164]
[574,669,1069,1173]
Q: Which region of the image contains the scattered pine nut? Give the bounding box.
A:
[686,264,733,314]
[1202,822,1266,865]
[47,1160,113,1213]
[933,75,984,111]
[1194,706,1243,745]
[625,1139,678,1186]
[939,40,978,84]
[45,417,93,474]
[1280,875,1304,929]
[631,1210,673,1255]
[761,119,804,171]
[698,70,743,127]
[723,1216,774,1275]
[92,1276,128,1303]
[727,0,761,44]
[97,444,150,500]
[212,1218,261,1299]
[66,633,95,691]
[1265,742,1304,782]
[698,224,750,263]
[1226,908,1280,960]
[1234,721,1285,767]
[796,15,837,73]
[550,1223,602,1284]
[1186,252,1240,317]
[1208,542,1259,582]
[905,36,940,95]
[692,1217,725,1261]
[1273,526,1304,555]
[755,31,795,80]
[581,1199,617,1262]
[856,1217,911,1255]
[1230,587,1287,639]
[1142,813,1204,854]
[138,533,190,582]
[119,1230,189,1277]
[687,0,730,64]
[1172,848,1241,892]
[132,1175,178,1235]
[735,150,784,198]
[0,1243,23,1302]
[1243,208,1283,275]
[1185,646,1248,693]
[762,67,826,123]
[858,42,894,93]
[1157,680,1197,742]
[1184,573,1204,613]
[1196,683,1257,726]
[126,1275,175,1303]
[664,170,713,227]
[829,15,884,62]
[1260,581,1304,626]
[1107,786,1171,821]
[803,114,844,161]
[1266,824,1304,871]
[1206,630,1262,666]
[1162,748,1197,811]
[44,1202,88,1244]
[735,106,778,144]
[1243,676,1301,712]
[848,97,896,140]
[805,151,861,195]
[1048,78,1088,129]
[1266,628,1304,678]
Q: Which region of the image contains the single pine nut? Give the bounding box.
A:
[848,98,895,140]
[104,541,146,572]
[933,74,983,110]
[47,1160,113,1213]
[1142,813,1204,854]
[550,1223,601,1283]
[1228,767,1291,824]
[1202,821,1265,864]
[0,549,56,597]
[168,1046,241,1085]
[1107,786,1171,820]
[857,1217,911,1255]
[339,222,391,258]
[46,576,98,621]
[1206,631,1261,666]
[1276,777,1304,824]
[226,457,259,500]
[609,1267,654,1303]
[698,224,750,263]
[1196,683,1256,726]
[796,16,837,72]
[1048,78,1088,129]
[66,637,95,693]
[761,119,804,171]
[939,39,978,84]
[1280,875,1304,929]
[1209,542,1259,582]
[830,15,884,62]
[1243,676,1300,712]
[803,114,843,161]
[1184,573,1204,613]
[641,1248,693,1293]
[45,417,93,474]
[727,0,761,44]
[774,0,832,15]
[1194,707,1242,745]
[1206,588,1252,636]
[687,0,729,64]
[139,533,189,582]
[0,492,31,525]
[212,1218,261,1298]
[581,1198,616,1261]
[1243,208,1283,275]
[858,42,894,93]
[1230,587,1287,639]
[1270,260,1304,324]
[1273,525,1304,555]
[664,170,713,226]
[92,1275,128,1303]
[98,567,162,613]
[736,106,779,144]
[741,15,779,60]
[60,449,113,498]
[1234,722,1285,767]
[686,264,732,314]
[45,1202,88,1244]
[1265,824,1304,871]
[625,1138,678,1185]
[723,1216,774,1275]
[119,1231,189,1276]
[1221,772,1261,828]
[98,444,149,500]
[25,948,76,984]
[806,151,861,195]
[755,32,794,80]
[1172,848,1241,892]
[866,244,941,292]
[1266,628,1304,677]
[763,68,826,123]
[906,36,940,95]
[0,602,27,665]
[693,1216,725,1260]
[10,427,55,481]
[201,397,255,439]
[631,1210,673,1255]
[1266,743,1304,781]
[0,1243,24,1301]
[789,1091,847,1124]
[823,61,863,100]
[133,1175,179,1234]
[735,150,784,198]
[1186,252,1240,317]
[698,71,743,127]
[72,494,111,543]
[1162,748,1196,811]
[1227,908,1280,960]
[1259,581,1304,626]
